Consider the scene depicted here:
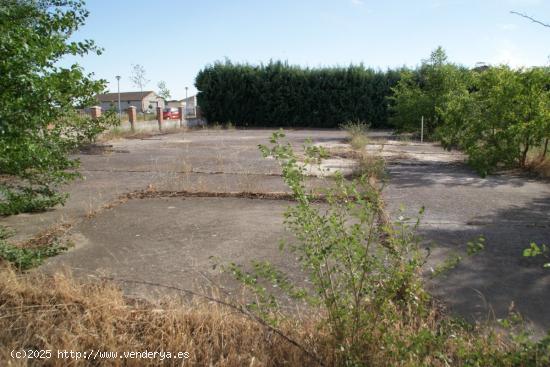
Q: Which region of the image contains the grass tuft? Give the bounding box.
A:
[340,120,370,150]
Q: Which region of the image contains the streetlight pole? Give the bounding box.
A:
[185,86,188,116]
[116,75,121,119]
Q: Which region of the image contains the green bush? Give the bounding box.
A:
[195,60,401,128]
[226,131,550,365]
[0,241,68,270]
[390,47,550,176]
[0,226,67,270]
[440,66,550,176]
[0,187,68,216]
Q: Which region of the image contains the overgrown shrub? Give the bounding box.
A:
[195,60,401,128]
[390,47,550,176]
[226,131,550,366]
[0,187,67,216]
[440,66,550,176]
[352,151,386,181]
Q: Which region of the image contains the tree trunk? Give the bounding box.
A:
[521,139,530,168]
[542,138,549,160]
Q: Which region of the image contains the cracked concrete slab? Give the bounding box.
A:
[2,128,549,335]
[40,196,301,300]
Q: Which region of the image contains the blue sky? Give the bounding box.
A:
[63,0,550,100]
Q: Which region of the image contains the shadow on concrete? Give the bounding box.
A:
[422,195,550,335]
[388,162,537,189]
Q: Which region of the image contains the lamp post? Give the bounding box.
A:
[115,75,121,119]
[185,86,188,116]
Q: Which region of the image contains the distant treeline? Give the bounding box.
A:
[195,61,401,128]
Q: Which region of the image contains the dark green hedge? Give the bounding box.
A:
[195,61,401,128]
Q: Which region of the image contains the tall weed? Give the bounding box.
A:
[227,130,550,366]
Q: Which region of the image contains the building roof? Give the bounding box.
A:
[180,95,196,103]
[96,91,156,102]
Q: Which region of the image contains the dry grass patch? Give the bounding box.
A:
[349,151,387,183]
[1,257,545,366]
[0,266,325,366]
[99,128,155,141]
[99,126,186,142]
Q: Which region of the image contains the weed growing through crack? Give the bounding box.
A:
[430,235,486,277]
[351,151,387,182]
[0,225,69,270]
[341,120,370,150]
[523,242,550,269]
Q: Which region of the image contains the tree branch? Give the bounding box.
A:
[510,11,550,28]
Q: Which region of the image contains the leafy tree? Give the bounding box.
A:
[0,0,116,215]
[157,80,171,100]
[513,67,550,166]
[440,66,550,176]
[389,47,468,137]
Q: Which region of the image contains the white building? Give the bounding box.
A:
[165,95,198,116]
[96,91,164,113]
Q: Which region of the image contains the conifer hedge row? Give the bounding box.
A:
[195,61,401,128]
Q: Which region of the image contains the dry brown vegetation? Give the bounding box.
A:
[98,128,155,141]
[99,126,187,141]
[0,266,326,366]
[2,264,544,366]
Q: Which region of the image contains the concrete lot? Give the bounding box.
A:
[2,128,549,334]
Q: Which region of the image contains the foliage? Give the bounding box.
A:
[0,226,67,270]
[352,151,386,181]
[389,46,469,138]
[431,235,486,277]
[0,0,116,216]
[523,243,550,269]
[340,120,370,150]
[390,47,550,176]
[62,109,119,145]
[235,130,427,364]
[0,241,68,270]
[440,66,550,176]
[0,187,67,216]
[157,80,171,100]
[340,120,370,137]
[467,235,486,256]
[195,60,401,128]
[225,131,550,365]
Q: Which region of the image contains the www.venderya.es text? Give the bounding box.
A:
[11,349,190,361]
